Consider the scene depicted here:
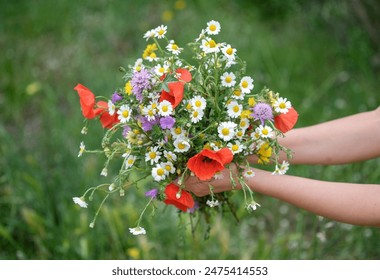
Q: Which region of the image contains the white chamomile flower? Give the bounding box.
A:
[152,163,167,181]
[173,138,191,153]
[206,20,221,35]
[154,63,170,76]
[133,58,144,72]
[201,37,220,53]
[227,101,243,118]
[273,97,292,114]
[155,25,167,38]
[232,88,245,100]
[235,129,245,139]
[239,76,254,93]
[108,100,116,116]
[190,95,207,111]
[142,104,157,121]
[243,168,256,178]
[228,141,244,154]
[81,126,88,135]
[256,125,274,139]
[73,197,88,208]
[157,100,173,117]
[221,44,237,60]
[171,127,187,139]
[78,141,85,157]
[117,105,132,123]
[214,171,224,180]
[162,161,176,174]
[206,199,220,207]
[129,227,146,236]
[239,118,250,131]
[100,167,108,177]
[125,155,137,169]
[247,202,261,212]
[166,40,183,55]
[220,72,236,87]
[143,28,155,41]
[164,151,177,162]
[190,109,204,123]
[195,28,206,42]
[145,146,162,165]
[272,161,290,175]
[218,121,237,141]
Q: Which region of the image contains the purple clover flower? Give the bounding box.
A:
[160,116,175,129]
[131,69,152,102]
[111,92,123,103]
[145,188,159,199]
[251,102,273,125]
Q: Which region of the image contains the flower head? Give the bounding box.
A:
[155,25,167,38]
[239,76,254,93]
[160,116,176,129]
[145,188,159,198]
[78,141,85,157]
[274,107,299,133]
[221,72,236,87]
[251,102,273,125]
[73,197,88,208]
[131,68,152,101]
[117,105,132,123]
[164,183,194,212]
[217,121,237,141]
[273,97,292,114]
[206,20,221,35]
[129,227,146,236]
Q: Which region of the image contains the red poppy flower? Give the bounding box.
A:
[74,84,97,119]
[159,68,192,109]
[96,101,119,129]
[164,183,194,212]
[187,148,234,180]
[274,107,299,133]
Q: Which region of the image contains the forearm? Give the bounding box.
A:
[247,169,380,227]
[277,107,380,165]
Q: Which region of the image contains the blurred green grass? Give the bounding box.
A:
[1,0,380,260]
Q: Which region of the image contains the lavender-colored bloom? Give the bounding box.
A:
[140,116,159,131]
[111,92,123,103]
[251,102,273,125]
[122,125,131,138]
[131,69,152,101]
[188,201,200,214]
[160,116,175,129]
[145,188,159,199]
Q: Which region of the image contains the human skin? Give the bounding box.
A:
[183,107,380,227]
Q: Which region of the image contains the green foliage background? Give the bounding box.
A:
[1,0,379,259]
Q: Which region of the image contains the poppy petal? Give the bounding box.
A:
[176,68,192,83]
[164,183,194,212]
[74,84,96,119]
[274,107,299,133]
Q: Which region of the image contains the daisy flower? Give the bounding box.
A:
[107,100,116,116]
[143,28,155,41]
[154,25,167,38]
[232,89,245,100]
[166,40,183,55]
[243,168,256,178]
[124,155,137,169]
[190,95,207,111]
[171,127,187,139]
[235,130,245,139]
[142,104,157,121]
[239,76,254,93]
[78,141,85,157]
[239,118,250,131]
[272,160,290,175]
[117,104,132,123]
[221,44,237,60]
[190,109,204,123]
[72,197,88,208]
[227,101,243,118]
[162,161,176,174]
[206,20,221,35]
[217,121,237,141]
[201,37,220,53]
[228,141,244,154]
[129,227,146,236]
[100,167,108,177]
[154,63,170,77]
[152,163,167,181]
[256,125,274,139]
[273,97,292,114]
[145,146,162,165]
[133,58,144,72]
[164,151,177,162]
[220,72,236,87]
[157,100,173,117]
[173,138,191,153]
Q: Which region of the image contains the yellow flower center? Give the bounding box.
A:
[240,120,247,127]
[241,81,248,88]
[195,100,202,107]
[157,168,165,176]
[171,44,178,50]
[162,105,168,112]
[158,29,165,36]
[209,24,217,32]
[279,102,286,109]
[127,159,134,165]
[225,76,232,83]
[226,47,233,55]
[209,40,216,48]
[193,111,199,118]
[175,127,182,134]
[233,105,240,113]
[149,152,157,159]
[222,128,230,136]
[231,144,239,152]
[122,110,129,118]
[177,142,185,150]
[148,109,154,116]
[262,128,269,135]
[165,165,172,171]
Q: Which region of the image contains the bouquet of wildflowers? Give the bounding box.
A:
[73,20,298,235]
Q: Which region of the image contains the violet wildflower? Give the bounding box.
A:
[140,116,159,131]
[160,116,176,129]
[131,69,152,102]
[111,92,123,103]
[122,125,131,138]
[145,188,159,198]
[251,102,273,125]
